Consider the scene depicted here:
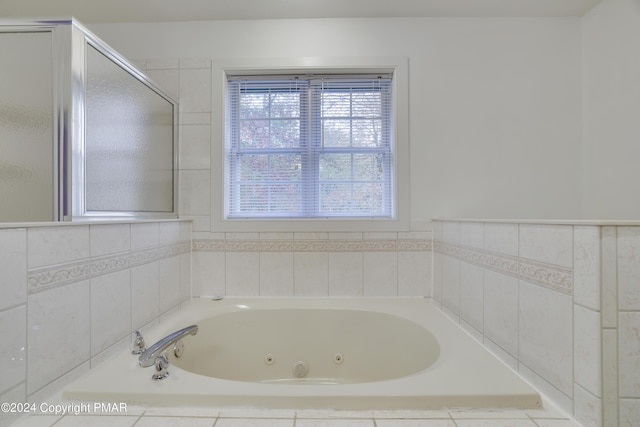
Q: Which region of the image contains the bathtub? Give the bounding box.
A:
[64,298,542,410]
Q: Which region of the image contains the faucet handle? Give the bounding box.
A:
[152,353,170,380]
[131,331,146,355]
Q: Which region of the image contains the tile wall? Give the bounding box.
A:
[432,220,640,427]
[0,220,191,427]
[601,226,640,427]
[191,232,432,298]
[135,57,213,233]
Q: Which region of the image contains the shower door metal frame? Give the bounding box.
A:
[0,18,179,221]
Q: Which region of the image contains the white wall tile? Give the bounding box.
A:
[131,262,160,329]
[261,232,295,240]
[227,232,260,240]
[518,281,573,396]
[363,232,396,240]
[179,170,211,215]
[459,262,484,332]
[2,220,193,414]
[179,58,211,69]
[484,223,519,256]
[260,252,294,296]
[601,226,618,328]
[159,220,185,247]
[131,222,159,251]
[602,328,618,427]
[519,224,573,268]
[90,223,131,257]
[90,270,132,356]
[181,214,210,232]
[460,222,484,249]
[178,220,192,242]
[179,112,211,125]
[294,252,329,296]
[27,226,90,268]
[617,227,640,310]
[226,252,260,296]
[573,226,601,310]
[0,305,26,394]
[432,221,442,242]
[146,58,179,70]
[483,270,519,357]
[398,251,430,296]
[27,281,90,394]
[329,252,363,296]
[159,256,183,310]
[130,58,147,70]
[573,384,602,427]
[363,252,397,296]
[441,256,460,313]
[432,253,443,304]
[179,68,211,113]
[441,221,460,245]
[0,228,26,310]
[574,305,601,397]
[619,398,640,427]
[398,231,429,240]
[192,251,225,297]
[180,252,191,300]
[146,68,179,99]
[619,312,640,397]
[294,232,328,240]
[179,124,211,170]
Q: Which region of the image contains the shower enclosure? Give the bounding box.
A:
[0,18,178,222]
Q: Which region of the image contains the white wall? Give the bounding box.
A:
[582,0,640,220]
[90,17,583,223]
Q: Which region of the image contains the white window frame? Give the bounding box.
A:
[210,57,410,233]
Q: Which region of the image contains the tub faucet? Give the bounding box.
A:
[138,325,198,380]
[131,331,146,355]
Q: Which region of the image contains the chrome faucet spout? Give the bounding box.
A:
[138,325,198,368]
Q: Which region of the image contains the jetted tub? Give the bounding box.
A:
[64,298,542,410]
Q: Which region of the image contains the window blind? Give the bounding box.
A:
[225,74,393,218]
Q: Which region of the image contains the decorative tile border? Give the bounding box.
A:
[27,242,191,293]
[28,237,431,293]
[192,238,432,253]
[434,241,573,295]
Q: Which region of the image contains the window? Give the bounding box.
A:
[225,74,394,219]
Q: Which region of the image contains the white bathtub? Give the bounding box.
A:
[64,298,542,410]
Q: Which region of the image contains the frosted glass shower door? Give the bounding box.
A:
[0,31,54,222]
[85,45,175,214]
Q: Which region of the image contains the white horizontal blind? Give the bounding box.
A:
[226,74,393,218]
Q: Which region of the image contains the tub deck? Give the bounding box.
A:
[64,298,542,410]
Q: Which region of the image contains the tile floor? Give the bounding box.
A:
[9,395,583,427]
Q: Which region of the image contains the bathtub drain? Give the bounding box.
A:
[293,361,308,378]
